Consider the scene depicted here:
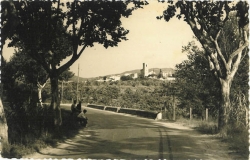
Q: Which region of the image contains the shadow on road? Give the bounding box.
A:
[28,107,232,159]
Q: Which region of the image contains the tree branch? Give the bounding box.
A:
[208,52,223,78]
[230,48,242,79]
[72,1,78,55]
[56,0,60,15]
[28,51,50,74]
[57,44,87,75]
[210,30,228,70]
[228,30,249,68]
[77,19,84,42]
[240,47,248,62]
[207,54,218,79]
[37,77,49,89]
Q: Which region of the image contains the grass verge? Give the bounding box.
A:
[2,108,82,158]
[176,117,249,159]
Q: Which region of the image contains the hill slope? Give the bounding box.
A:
[119,68,175,75]
[69,68,175,82]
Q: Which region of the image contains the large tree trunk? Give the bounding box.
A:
[50,75,62,127]
[0,98,8,158]
[218,78,232,132]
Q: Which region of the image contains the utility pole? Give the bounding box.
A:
[77,64,79,102]
[190,107,193,120]
[205,108,209,121]
[173,90,175,121]
[169,82,176,121]
[61,80,63,103]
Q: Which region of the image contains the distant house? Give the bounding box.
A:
[96,79,106,82]
[148,70,156,75]
[168,71,173,77]
[148,76,157,79]
[124,73,131,76]
[131,73,138,79]
[162,72,168,78]
[162,71,173,78]
[109,75,121,81]
[166,77,175,81]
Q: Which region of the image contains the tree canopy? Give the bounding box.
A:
[1,1,148,126]
[158,1,249,80]
[175,42,220,116]
[158,1,249,132]
[1,1,147,75]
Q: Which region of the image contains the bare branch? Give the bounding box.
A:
[210,30,228,70]
[240,48,248,62]
[230,48,242,79]
[209,52,223,78]
[208,54,215,69]
[207,54,218,79]
[228,30,249,68]
[214,29,221,41]
[57,44,87,75]
[56,0,60,17]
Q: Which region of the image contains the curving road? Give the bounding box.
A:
[25,104,233,159]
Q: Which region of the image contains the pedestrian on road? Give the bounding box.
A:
[71,100,77,115]
[76,101,82,114]
[77,109,88,127]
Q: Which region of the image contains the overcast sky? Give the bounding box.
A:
[2,1,195,78]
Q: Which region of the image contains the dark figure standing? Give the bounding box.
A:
[76,101,82,114]
[71,100,77,115]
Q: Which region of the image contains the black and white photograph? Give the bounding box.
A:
[0,0,249,159]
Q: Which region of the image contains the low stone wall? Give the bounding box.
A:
[118,108,160,120]
[135,110,159,119]
[105,106,120,112]
[87,104,106,110]
[118,108,138,115]
[86,104,162,120]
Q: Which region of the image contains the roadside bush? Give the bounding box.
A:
[120,75,133,81]
[6,101,47,144]
[234,130,248,156]
[224,123,248,157]
[178,117,248,158]
[2,143,35,158]
[2,104,82,158]
[197,121,218,134]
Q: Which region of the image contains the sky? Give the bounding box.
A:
[2,1,195,78]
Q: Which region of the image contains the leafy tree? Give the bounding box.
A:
[158,1,249,132]
[1,55,50,147]
[2,51,48,105]
[229,53,249,126]
[0,71,8,149]
[148,73,157,78]
[120,75,133,81]
[1,1,147,127]
[59,68,74,82]
[103,76,107,81]
[175,43,221,118]
[95,85,120,105]
[58,68,74,103]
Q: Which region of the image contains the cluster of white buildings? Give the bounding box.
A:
[141,63,175,80]
[96,63,175,82]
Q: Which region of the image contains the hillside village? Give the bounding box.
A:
[95,63,175,82]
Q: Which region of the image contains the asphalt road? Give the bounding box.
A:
[25,104,232,159]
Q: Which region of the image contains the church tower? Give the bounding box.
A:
[143,63,148,77]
